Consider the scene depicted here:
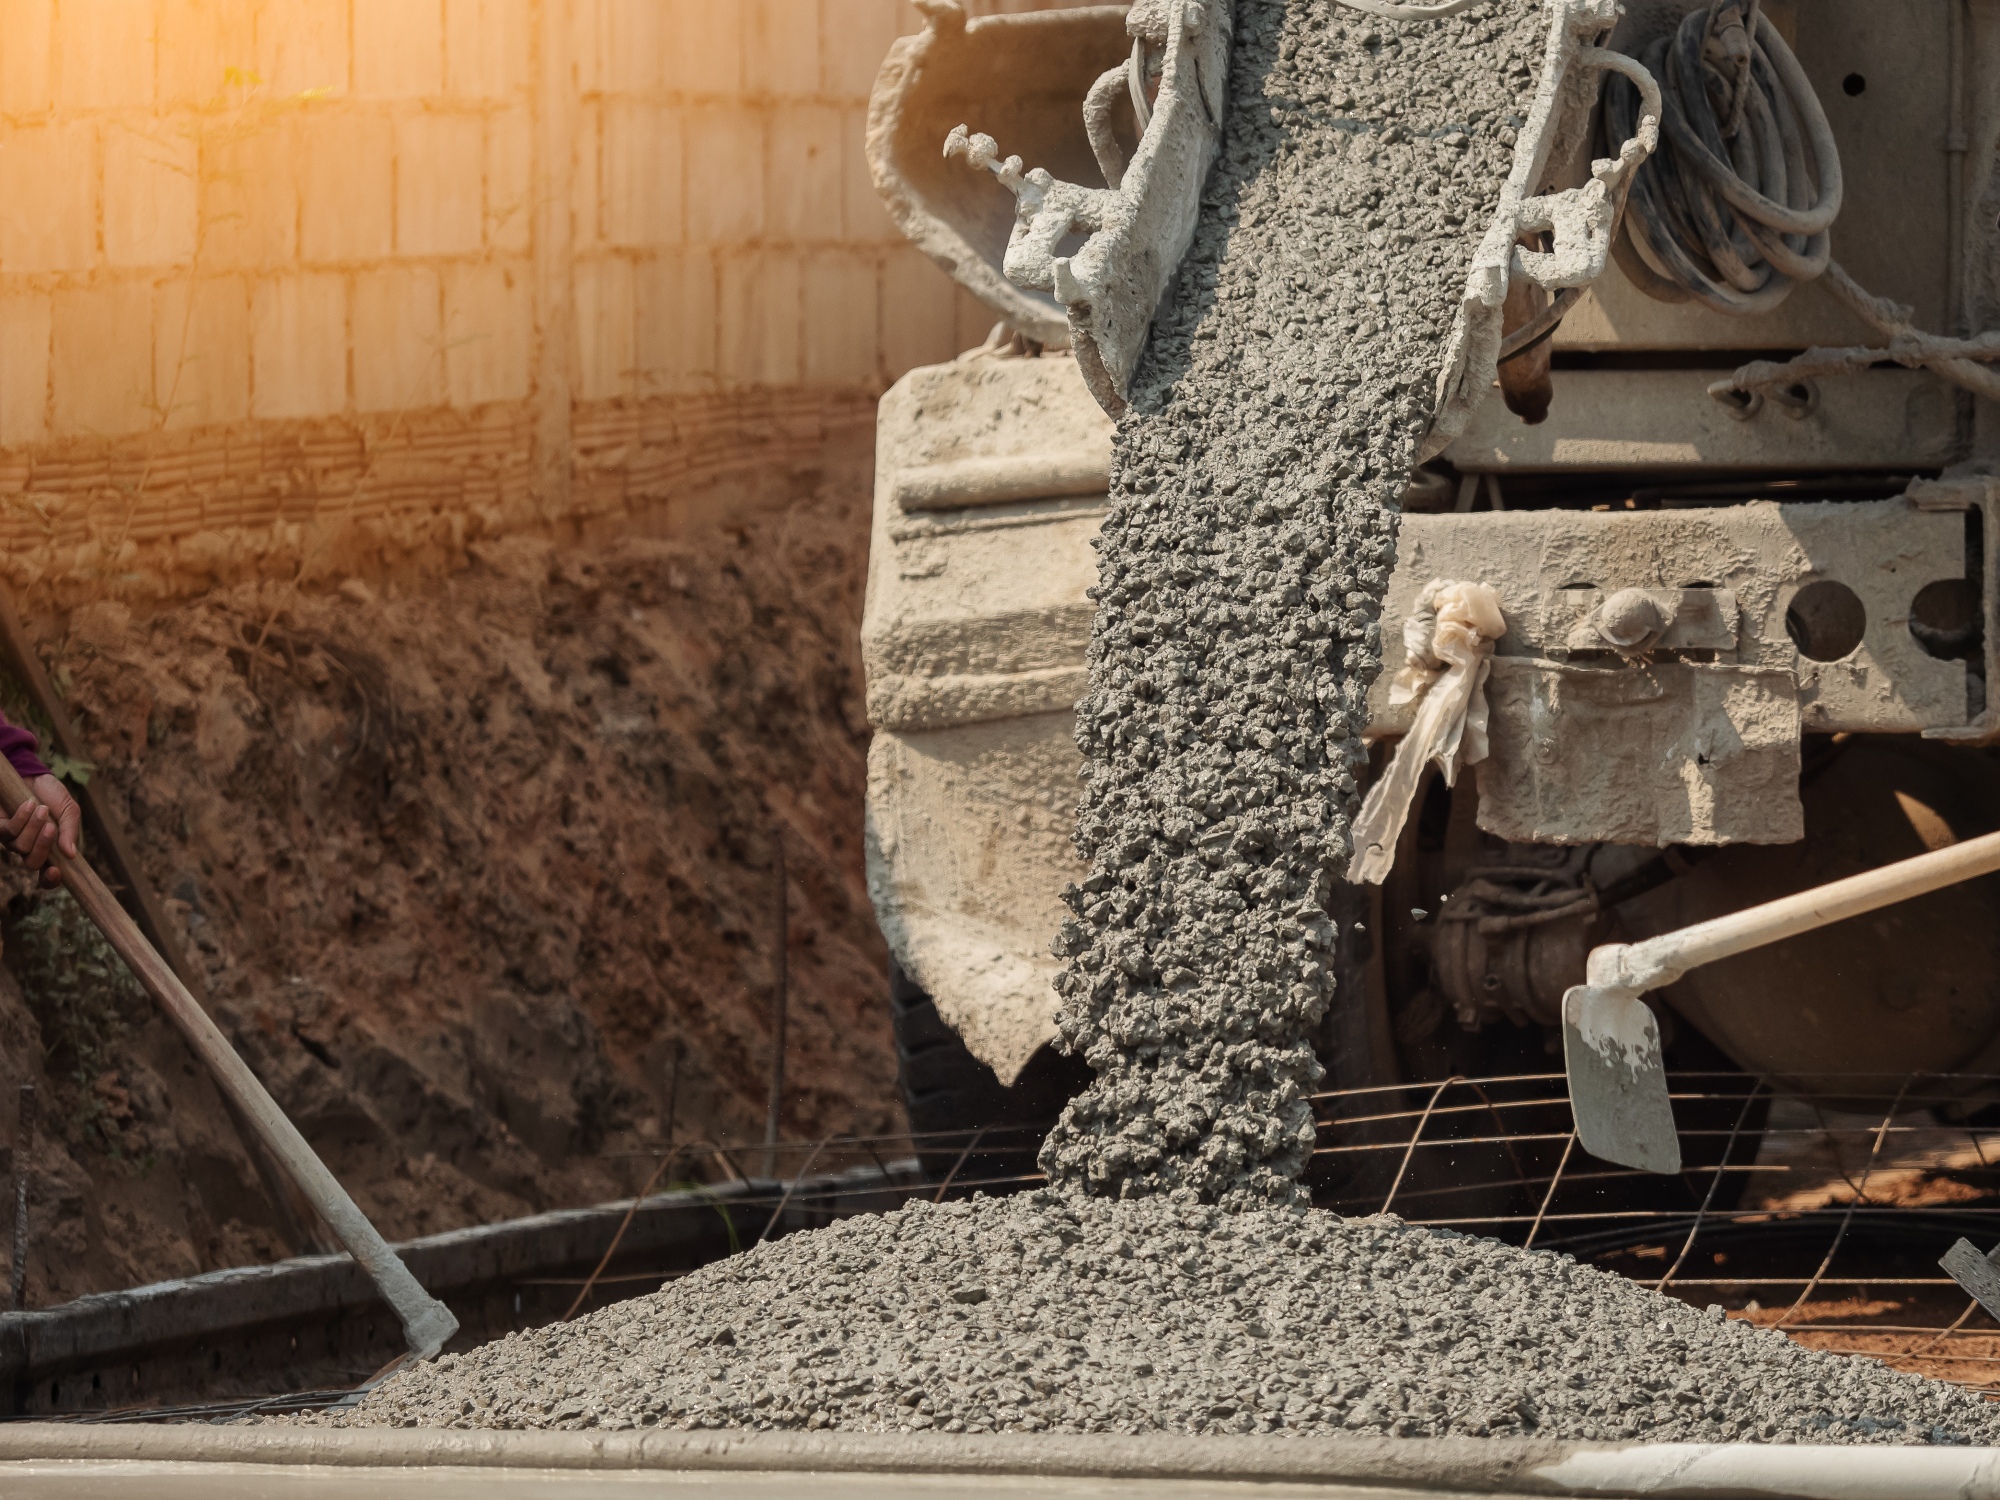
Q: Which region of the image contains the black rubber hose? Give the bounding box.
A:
[1603,5,1841,316]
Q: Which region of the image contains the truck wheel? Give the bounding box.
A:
[890,961,1090,1187]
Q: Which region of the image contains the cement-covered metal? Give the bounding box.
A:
[863,352,1113,1082]
[866,6,1134,348]
[860,10,1982,1084]
[948,0,1234,411]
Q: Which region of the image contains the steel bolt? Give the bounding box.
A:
[1596,588,1664,649]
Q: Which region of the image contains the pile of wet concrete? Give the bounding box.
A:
[332,1194,2000,1445]
[305,0,1999,1447]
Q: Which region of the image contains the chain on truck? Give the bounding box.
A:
[857,0,2000,1201]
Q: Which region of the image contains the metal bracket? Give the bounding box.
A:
[945,0,1231,416]
[1421,2,1662,461]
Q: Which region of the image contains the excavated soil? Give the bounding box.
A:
[0,490,896,1302]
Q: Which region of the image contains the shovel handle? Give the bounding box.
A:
[0,760,457,1359]
[1598,828,2000,992]
[1570,828,2000,1175]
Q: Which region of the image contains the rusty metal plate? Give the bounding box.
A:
[1475,658,1803,846]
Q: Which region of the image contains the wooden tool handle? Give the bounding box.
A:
[0,761,458,1359]
[1606,827,2000,991]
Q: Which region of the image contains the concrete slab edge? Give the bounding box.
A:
[0,1426,1997,1497]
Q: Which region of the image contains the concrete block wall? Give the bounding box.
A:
[0,0,1074,602]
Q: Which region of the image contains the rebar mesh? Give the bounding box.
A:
[582,1073,2000,1399]
[1301,1070,2000,1396]
[573,1072,2000,1397]
[52,1071,2000,1425]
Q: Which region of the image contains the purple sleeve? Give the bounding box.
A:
[0,715,50,781]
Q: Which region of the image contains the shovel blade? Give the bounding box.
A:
[1562,984,1681,1175]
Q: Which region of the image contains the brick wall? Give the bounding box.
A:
[0,0,1067,602]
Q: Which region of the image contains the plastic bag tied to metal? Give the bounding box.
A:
[1348,581,1506,885]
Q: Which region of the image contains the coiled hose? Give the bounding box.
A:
[1605,1,2000,404]
[1604,1,1840,316]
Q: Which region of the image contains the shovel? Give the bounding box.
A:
[1565,827,2000,1174]
[0,759,459,1360]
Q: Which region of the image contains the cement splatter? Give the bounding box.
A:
[1040,0,1545,1205]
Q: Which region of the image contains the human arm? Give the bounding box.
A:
[0,715,78,887]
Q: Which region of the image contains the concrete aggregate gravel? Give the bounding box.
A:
[1040,0,1547,1206]
[331,1194,2000,1445]
[302,0,1997,1448]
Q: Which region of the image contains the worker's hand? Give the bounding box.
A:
[4,775,80,887]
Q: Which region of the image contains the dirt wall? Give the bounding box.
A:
[0,478,894,1303]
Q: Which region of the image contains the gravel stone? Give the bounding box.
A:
[1040,0,1547,1206]
[326,1194,2000,1445]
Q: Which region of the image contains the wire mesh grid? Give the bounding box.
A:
[1304,1070,2000,1396]
[590,1075,2000,1399]
[585,1073,2000,1397]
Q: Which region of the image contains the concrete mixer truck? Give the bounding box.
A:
[859,0,2000,1197]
